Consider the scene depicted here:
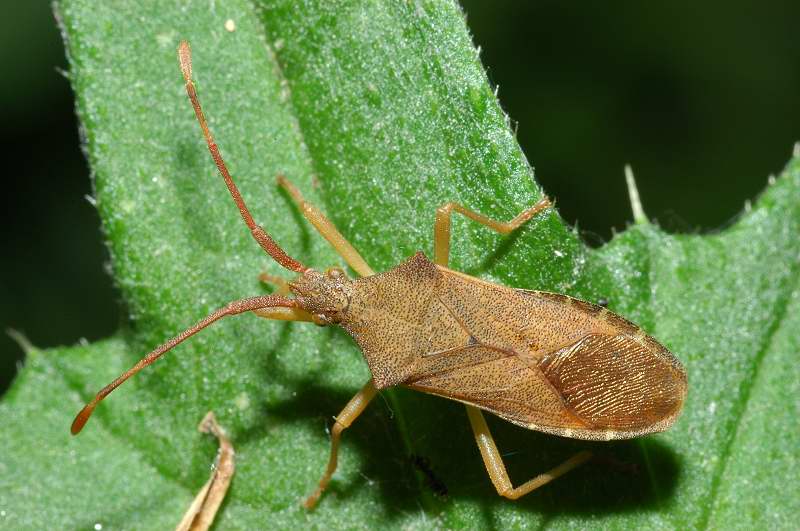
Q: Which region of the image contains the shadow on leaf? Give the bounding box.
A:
[234,374,681,523]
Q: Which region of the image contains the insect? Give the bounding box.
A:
[71,41,688,509]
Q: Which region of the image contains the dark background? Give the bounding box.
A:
[2,1,799,394]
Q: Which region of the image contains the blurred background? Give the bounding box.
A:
[1,1,799,394]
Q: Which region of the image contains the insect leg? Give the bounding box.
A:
[254,274,323,322]
[252,306,317,323]
[465,405,592,500]
[304,380,378,509]
[277,175,376,277]
[433,197,552,266]
[259,272,291,295]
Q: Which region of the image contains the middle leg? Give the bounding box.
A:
[304,380,378,509]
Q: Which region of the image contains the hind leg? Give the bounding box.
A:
[465,405,591,499]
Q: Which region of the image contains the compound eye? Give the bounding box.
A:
[311,314,330,327]
[325,267,345,279]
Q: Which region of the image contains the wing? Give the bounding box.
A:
[404,333,686,441]
[352,263,687,440]
[537,333,686,437]
[404,343,585,434]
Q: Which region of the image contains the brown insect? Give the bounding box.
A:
[71,41,687,509]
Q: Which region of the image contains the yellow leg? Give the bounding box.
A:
[433,197,552,266]
[259,272,291,296]
[304,380,378,509]
[277,175,375,277]
[255,274,321,322]
[252,306,317,323]
[465,405,592,500]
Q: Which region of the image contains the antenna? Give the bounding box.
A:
[178,40,307,273]
[71,295,298,434]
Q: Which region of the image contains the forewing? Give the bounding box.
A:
[539,333,686,433]
[404,334,686,439]
[398,272,686,439]
[404,345,586,432]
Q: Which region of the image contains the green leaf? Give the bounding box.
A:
[1,0,797,528]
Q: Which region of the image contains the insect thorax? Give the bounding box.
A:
[340,252,442,388]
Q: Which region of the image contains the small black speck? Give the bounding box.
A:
[410,454,448,498]
[597,297,609,308]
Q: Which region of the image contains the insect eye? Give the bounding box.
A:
[326,267,345,279]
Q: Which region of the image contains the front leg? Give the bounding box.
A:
[277,176,375,277]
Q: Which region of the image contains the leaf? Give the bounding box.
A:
[1,0,798,528]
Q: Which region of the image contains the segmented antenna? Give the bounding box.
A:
[71,41,312,435]
[178,40,307,273]
[71,295,297,434]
